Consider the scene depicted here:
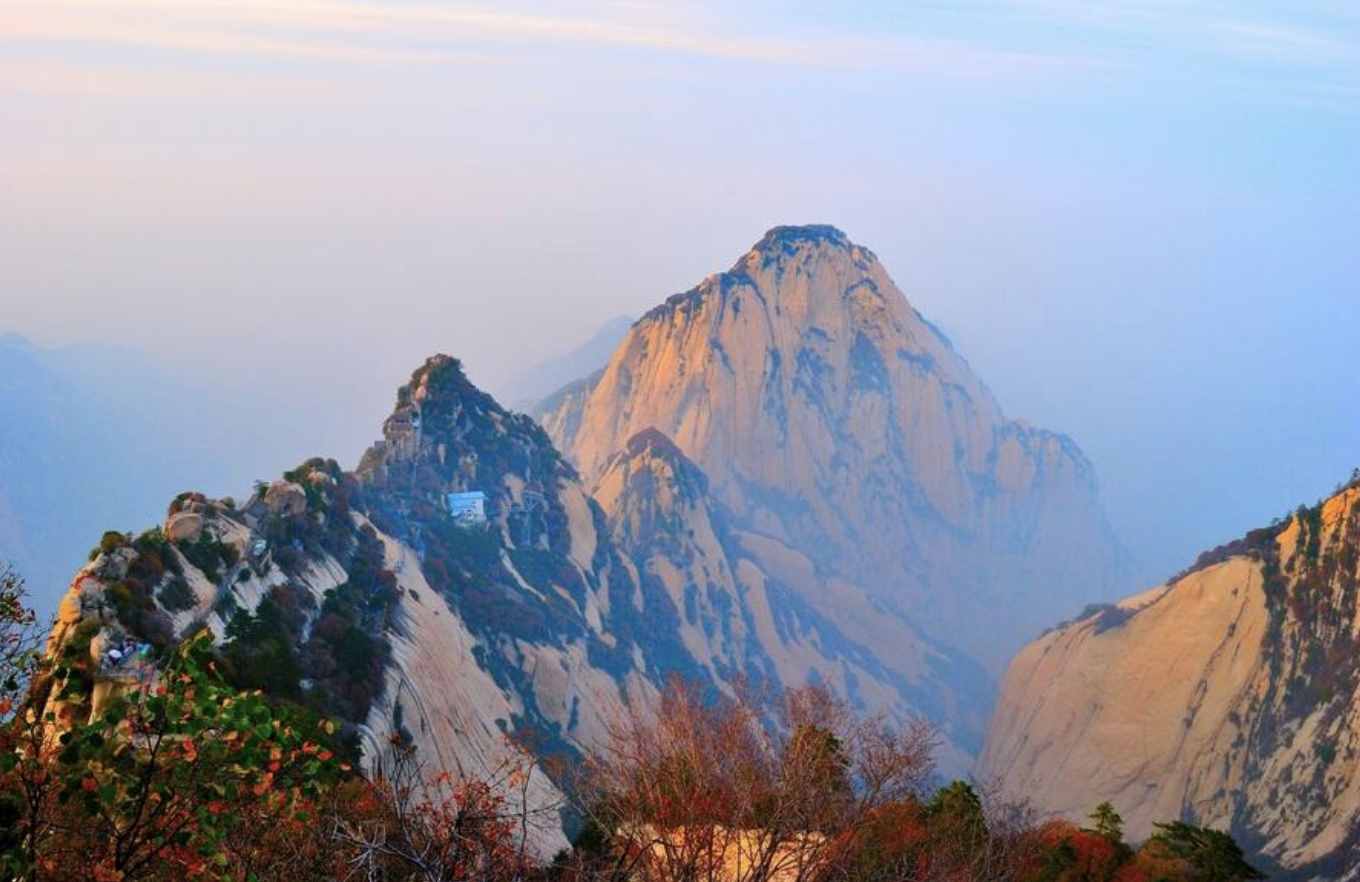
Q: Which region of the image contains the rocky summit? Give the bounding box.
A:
[534,224,1129,667]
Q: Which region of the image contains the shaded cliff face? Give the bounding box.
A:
[979,481,1360,877]
[41,356,684,854]
[535,225,1126,664]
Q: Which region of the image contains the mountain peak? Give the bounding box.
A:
[751,224,851,254]
[396,353,495,417]
[623,427,688,463]
[539,225,1126,667]
[639,225,876,326]
[359,352,570,524]
[602,427,709,500]
[740,224,878,274]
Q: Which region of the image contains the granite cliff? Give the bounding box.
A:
[534,225,1127,666]
[980,477,1360,877]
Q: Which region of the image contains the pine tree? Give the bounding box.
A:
[1150,821,1264,881]
[1088,801,1124,842]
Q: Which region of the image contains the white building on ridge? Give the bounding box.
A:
[446,491,488,525]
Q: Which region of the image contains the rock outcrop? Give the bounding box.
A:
[164,511,203,543]
[534,225,1127,666]
[257,480,303,516]
[979,480,1360,877]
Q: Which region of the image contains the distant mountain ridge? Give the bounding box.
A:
[503,315,633,409]
[0,334,184,606]
[534,224,1129,667]
[0,334,356,614]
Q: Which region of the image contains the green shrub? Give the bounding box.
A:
[156,576,197,614]
[221,592,307,700]
[214,590,239,620]
[295,527,398,722]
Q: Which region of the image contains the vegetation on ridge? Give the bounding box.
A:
[0,561,1261,882]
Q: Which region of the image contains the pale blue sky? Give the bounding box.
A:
[2,1,1358,586]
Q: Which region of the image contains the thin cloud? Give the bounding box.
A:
[1009,0,1356,66]
[5,9,444,65]
[4,0,1351,102]
[0,57,351,100]
[5,0,1093,78]
[1209,20,1354,64]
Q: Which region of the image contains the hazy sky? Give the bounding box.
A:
[3,1,1358,586]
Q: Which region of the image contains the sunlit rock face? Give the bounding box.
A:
[535,225,1127,667]
[980,484,1360,877]
[593,426,990,773]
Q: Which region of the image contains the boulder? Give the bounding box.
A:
[165,511,204,543]
[168,491,208,516]
[263,480,308,516]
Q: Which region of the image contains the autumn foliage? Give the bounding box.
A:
[0,565,1263,882]
[1,627,350,882]
[0,559,542,882]
[552,681,1261,882]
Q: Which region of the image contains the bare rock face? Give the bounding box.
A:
[262,480,307,516]
[164,511,203,543]
[979,483,1360,876]
[535,225,1127,666]
[594,426,990,768]
[531,370,601,454]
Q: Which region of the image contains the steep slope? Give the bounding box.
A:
[594,427,990,768]
[533,369,603,459]
[534,225,1126,664]
[979,477,1360,877]
[41,356,687,853]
